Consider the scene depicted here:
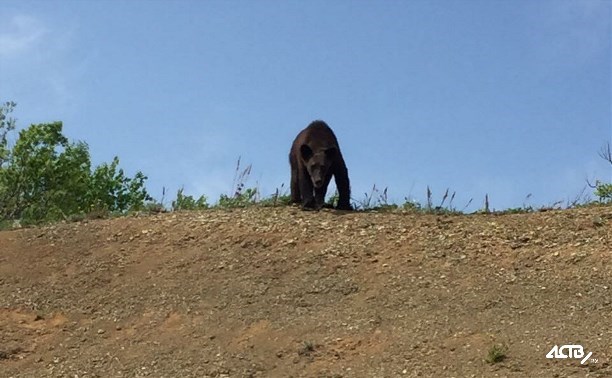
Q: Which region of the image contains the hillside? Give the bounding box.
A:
[1,206,611,377]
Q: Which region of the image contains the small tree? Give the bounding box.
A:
[0,102,152,224]
[0,102,18,218]
[0,101,17,167]
[87,156,150,213]
[1,122,91,221]
[591,142,612,203]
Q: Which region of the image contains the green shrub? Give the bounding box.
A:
[594,181,612,203]
[0,103,151,224]
[172,187,209,211]
[217,187,258,208]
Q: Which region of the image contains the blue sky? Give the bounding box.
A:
[1,0,610,210]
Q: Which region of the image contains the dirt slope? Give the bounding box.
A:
[1,206,611,378]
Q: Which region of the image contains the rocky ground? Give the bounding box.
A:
[0,205,611,377]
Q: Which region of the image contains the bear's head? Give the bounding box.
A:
[300,144,336,189]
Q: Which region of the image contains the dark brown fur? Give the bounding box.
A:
[289,120,351,210]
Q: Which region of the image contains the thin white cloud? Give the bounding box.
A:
[1,13,85,119]
[0,15,47,59]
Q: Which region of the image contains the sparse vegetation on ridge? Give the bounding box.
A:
[1,101,610,229]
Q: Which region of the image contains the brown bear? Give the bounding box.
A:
[289,120,351,210]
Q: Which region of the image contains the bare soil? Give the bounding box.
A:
[1,206,611,377]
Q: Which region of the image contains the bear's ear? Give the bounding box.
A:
[300,144,313,161]
[325,147,337,158]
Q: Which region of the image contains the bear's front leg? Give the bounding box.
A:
[299,172,316,210]
[314,186,327,210]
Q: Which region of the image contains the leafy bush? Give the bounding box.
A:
[172,187,209,211]
[256,187,292,207]
[594,181,612,203]
[592,143,612,203]
[218,187,258,208]
[87,156,150,213]
[0,103,151,224]
[0,101,16,167]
